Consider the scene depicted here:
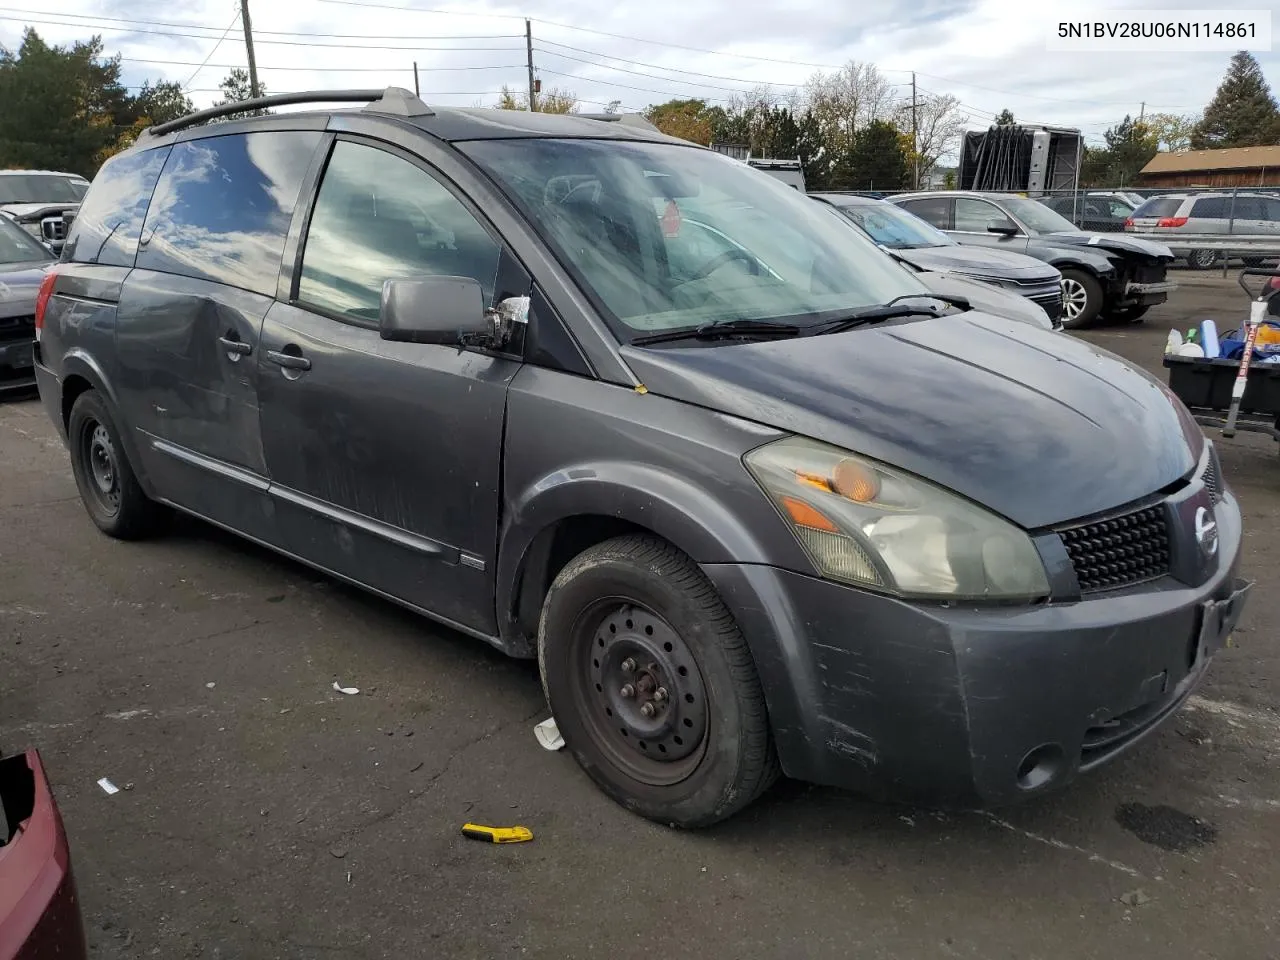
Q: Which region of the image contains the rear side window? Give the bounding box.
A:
[1134,197,1185,218]
[1189,197,1228,219]
[137,131,323,296]
[897,197,950,228]
[63,147,171,267]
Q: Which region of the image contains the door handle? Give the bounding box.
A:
[218,336,252,356]
[266,349,311,371]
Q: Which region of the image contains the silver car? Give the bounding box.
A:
[0,169,89,254]
[1126,192,1280,269]
[0,214,56,393]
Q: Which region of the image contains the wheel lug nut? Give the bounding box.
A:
[620,658,636,673]
[654,687,668,703]
[620,683,635,698]
[640,702,656,718]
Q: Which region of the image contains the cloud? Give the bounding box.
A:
[0,0,1272,145]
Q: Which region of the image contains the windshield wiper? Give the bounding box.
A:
[804,294,970,336]
[631,318,803,346]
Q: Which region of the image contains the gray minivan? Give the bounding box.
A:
[1126,192,1280,269]
[32,89,1250,827]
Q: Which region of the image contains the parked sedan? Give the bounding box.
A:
[890,191,1175,328]
[0,750,88,959]
[1039,192,1135,233]
[813,193,1064,323]
[0,170,88,255]
[1126,192,1280,269]
[0,217,56,395]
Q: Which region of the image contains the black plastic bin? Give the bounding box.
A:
[1163,354,1280,415]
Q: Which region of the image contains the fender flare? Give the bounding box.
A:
[59,351,153,494]
[495,460,778,653]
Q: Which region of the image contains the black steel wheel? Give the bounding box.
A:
[539,535,778,827]
[68,390,163,539]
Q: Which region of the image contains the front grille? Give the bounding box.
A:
[1201,455,1223,504]
[1030,291,1064,320]
[0,314,34,344]
[41,217,66,242]
[1058,503,1171,594]
[1132,264,1167,284]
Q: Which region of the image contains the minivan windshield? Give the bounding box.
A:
[832,200,956,249]
[0,174,88,204]
[462,139,928,336]
[999,197,1079,235]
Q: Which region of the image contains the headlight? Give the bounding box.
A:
[744,437,1050,600]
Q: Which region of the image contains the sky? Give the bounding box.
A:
[1,0,1277,147]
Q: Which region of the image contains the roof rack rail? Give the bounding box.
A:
[145,86,433,138]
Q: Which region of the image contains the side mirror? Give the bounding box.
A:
[379,276,488,345]
[987,218,1020,236]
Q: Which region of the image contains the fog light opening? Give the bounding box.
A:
[1016,744,1065,792]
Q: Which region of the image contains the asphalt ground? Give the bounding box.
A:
[2,271,1278,959]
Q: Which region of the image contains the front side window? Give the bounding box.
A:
[63,147,171,267]
[461,138,925,337]
[996,197,1077,234]
[298,140,501,323]
[137,131,323,296]
[953,198,1005,232]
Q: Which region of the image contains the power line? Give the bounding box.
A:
[182,8,240,90]
[0,5,522,40]
[124,56,524,72]
[535,66,737,103]
[0,14,522,50]
[534,46,761,95]
[536,38,802,87]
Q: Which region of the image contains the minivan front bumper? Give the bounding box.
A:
[701,491,1246,808]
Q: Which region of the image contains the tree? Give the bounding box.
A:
[995,108,1015,125]
[942,169,957,189]
[134,81,193,125]
[1145,112,1196,151]
[493,83,577,113]
[1191,51,1280,149]
[215,68,270,117]
[803,61,897,159]
[645,98,715,144]
[0,29,134,176]
[830,119,909,191]
[795,108,830,190]
[1101,113,1159,184]
[899,92,966,186]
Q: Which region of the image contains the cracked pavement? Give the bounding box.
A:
[2,272,1278,959]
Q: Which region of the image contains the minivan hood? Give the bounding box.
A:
[897,244,1060,282]
[1041,231,1173,261]
[622,313,1201,529]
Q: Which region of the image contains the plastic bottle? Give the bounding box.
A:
[1176,341,1206,358]
[1199,319,1220,359]
[1165,329,1182,354]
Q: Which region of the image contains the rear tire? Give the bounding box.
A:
[68,390,163,539]
[1187,249,1219,270]
[538,535,778,828]
[1059,269,1104,329]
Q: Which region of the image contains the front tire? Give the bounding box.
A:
[68,390,163,539]
[538,535,778,828]
[1059,269,1104,329]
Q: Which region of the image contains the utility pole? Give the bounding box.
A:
[240,0,260,99]
[413,61,420,97]
[911,72,920,190]
[1138,101,1145,124]
[525,19,536,111]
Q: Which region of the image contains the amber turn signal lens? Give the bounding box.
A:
[831,459,880,503]
[780,496,839,532]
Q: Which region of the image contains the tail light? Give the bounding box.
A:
[1157,217,1188,227]
[34,268,58,339]
[1123,218,1134,228]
